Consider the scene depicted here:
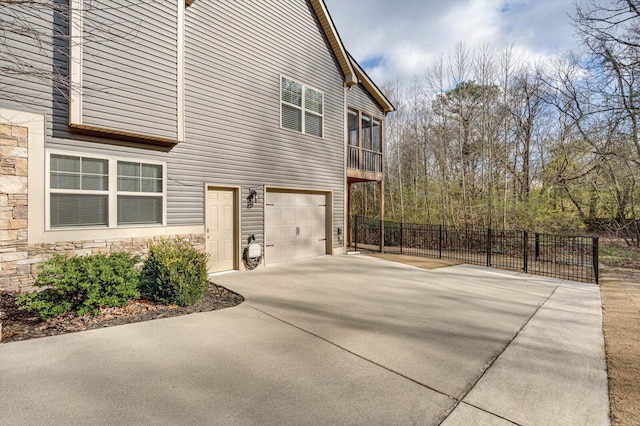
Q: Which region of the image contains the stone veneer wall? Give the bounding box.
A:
[0,124,205,292]
[1,234,206,292]
[0,124,29,291]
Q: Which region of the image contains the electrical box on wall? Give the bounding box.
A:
[248,243,261,258]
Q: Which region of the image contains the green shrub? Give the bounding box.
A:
[139,239,209,306]
[16,252,141,319]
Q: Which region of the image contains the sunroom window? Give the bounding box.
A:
[348,109,358,146]
[361,115,372,150]
[281,77,323,137]
[348,109,383,154]
[372,118,382,152]
[346,109,384,173]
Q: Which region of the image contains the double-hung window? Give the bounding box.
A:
[49,154,109,227]
[47,152,165,229]
[281,76,324,137]
[117,161,163,225]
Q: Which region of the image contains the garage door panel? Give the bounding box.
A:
[282,225,297,241]
[265,245,280,265]
[298,223,311,239]
[312,223,325,240]
[267,192,282,206]
[312,240,326,256]
[295,240,312,259]
[281,208,297,226]
[268,242,296,264]
[297,206,312,222]
[265,207,278,224]
[265,190,328,266]
[296,193,313,206]
[311,193,325,205]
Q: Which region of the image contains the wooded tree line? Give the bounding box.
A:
[351,0,640,246]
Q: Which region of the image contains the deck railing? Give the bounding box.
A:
[351,215,599,284]
[347,146,382,174]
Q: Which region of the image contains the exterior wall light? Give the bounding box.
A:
[247,188,258,207]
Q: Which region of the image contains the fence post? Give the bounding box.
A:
[593,236,599,284]
[535,233,540,260]
[400,221,403,254]
[438,224,443,259]
[523,230,528,273]
[354,215,358,251]
[379,218,384,253]
[486,228,492,267]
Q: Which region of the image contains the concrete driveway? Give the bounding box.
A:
[0,255,609,425]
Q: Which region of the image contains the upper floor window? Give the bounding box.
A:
[47,152,165,229]
[281,77,324,137]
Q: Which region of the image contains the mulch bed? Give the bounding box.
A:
[0,283,243,343]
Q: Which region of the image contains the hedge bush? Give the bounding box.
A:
[16,252,141,319]
[139,239,209,307]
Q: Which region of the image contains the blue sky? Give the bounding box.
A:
[324,0,585,84]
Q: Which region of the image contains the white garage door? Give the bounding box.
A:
[265,191,326,265]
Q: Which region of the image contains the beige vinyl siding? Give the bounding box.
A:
[2,0,347,252]
[348,83,385,118]
[80,0,179,140]
[0,5,60,112]
[179,0,345,249]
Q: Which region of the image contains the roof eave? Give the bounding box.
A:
[309,0,357,87]
[349,55,395,113]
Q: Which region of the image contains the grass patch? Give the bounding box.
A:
[600,243,640,269]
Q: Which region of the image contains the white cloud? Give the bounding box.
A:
[324,0,585,85]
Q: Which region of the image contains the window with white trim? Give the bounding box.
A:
[117,161,163,225]
[50,154,109,227]
[281,76,323,137]
[47,152,165,229]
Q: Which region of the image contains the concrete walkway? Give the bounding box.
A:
[0,255,609,425]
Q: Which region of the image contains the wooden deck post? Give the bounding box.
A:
[379,180,384,252]
[347,181,352,248]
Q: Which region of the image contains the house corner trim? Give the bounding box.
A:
[69,0,83,126]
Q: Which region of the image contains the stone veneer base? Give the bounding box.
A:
[1,122,207,292]
[0,234,206,292]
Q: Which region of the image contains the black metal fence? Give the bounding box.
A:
[352,216,599,284]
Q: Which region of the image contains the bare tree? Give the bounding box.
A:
[572,0,640,244]
[1,0,142,107]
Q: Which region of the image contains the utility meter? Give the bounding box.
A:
[248,243,262,258]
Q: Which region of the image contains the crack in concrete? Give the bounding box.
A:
[436,284,561,426]
[247,290,560,426]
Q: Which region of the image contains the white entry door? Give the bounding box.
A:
[206,188,235,272]
[265,191,326,265]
